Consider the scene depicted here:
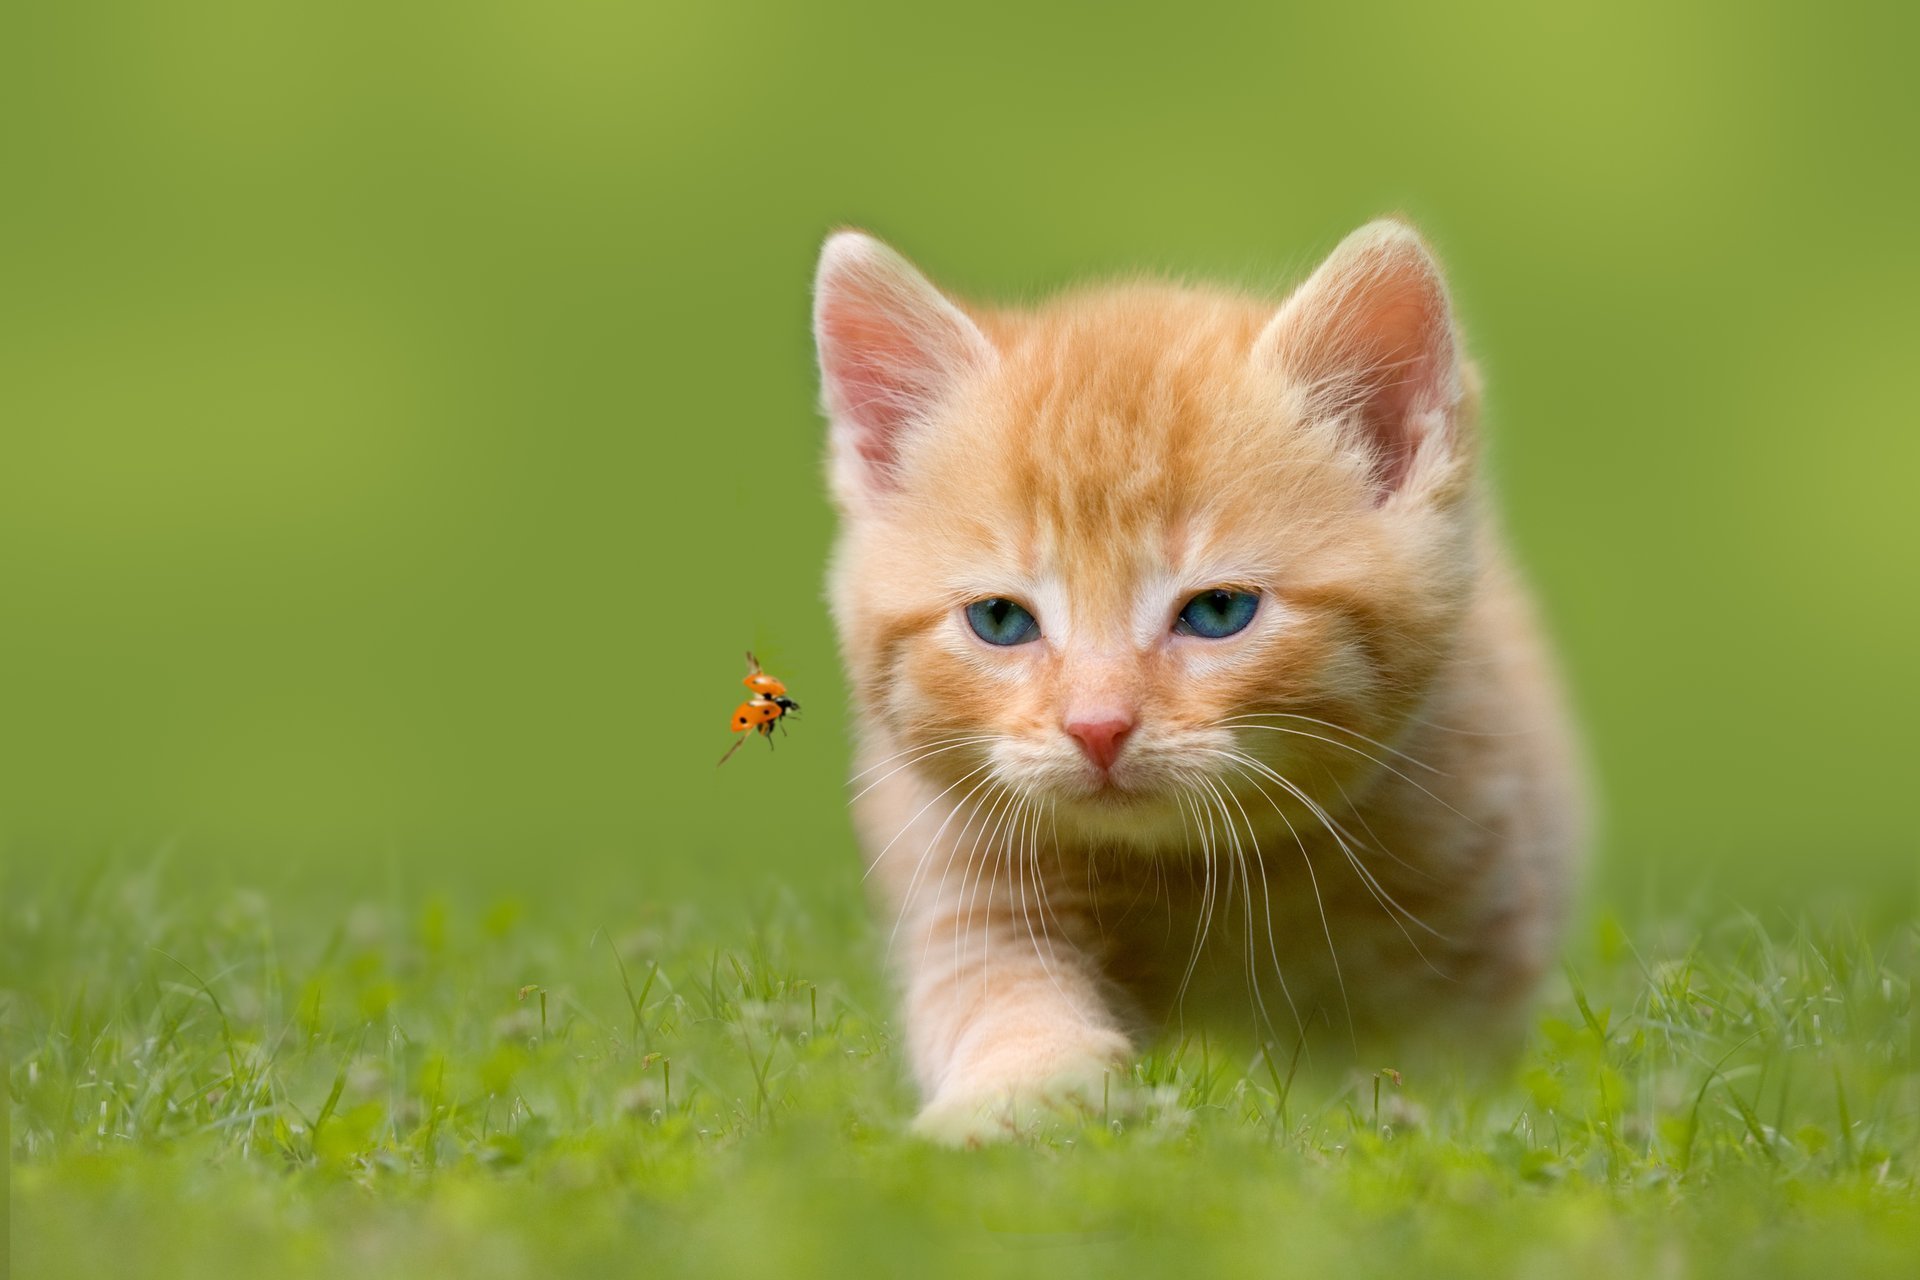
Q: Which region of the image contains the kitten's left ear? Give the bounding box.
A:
[1253,220,1468,503]
[813,231,995,510]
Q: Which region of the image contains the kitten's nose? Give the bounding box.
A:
[1066,714,1135,772]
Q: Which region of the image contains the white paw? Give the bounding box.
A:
[911,1049,1124,1147]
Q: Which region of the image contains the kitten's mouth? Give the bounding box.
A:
[1069,766,1160,806]
[1049,775,1190,848]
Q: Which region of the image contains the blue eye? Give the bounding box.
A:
[1175,589,1259,638]
[965,597,1040,646]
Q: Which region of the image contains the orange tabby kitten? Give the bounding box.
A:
[813,220,1585,1142]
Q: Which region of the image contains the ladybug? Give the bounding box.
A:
[718,651,800,765]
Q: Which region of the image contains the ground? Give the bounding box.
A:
[4,860,1914,1279]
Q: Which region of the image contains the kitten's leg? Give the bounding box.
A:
[899,873,1130,1145]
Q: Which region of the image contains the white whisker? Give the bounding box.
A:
[846,733,995,785]
[1215,711,1445,775]
[1228,722,1490,835]
[964,777,1033,987]
[956,781,1021,980]
[1222,749,1455,985]
[858,759,996,886]
[1198,773,1277,1039]
[893,769,1002,961]
[847,735,999,804]
[1215,757,1354,1039]
[1206,771,1304,1039]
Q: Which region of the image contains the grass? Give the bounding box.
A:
[4,858,1915,1279]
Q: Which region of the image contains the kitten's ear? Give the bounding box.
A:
[1254,220,1466,502]
[813,231,995,507]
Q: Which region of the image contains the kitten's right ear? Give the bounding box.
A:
[813,231,994,508]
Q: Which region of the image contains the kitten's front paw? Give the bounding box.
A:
[911,1032,1129,1147]
[911,1071,1106,1147]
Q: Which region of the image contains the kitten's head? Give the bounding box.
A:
[816,222,1481,847]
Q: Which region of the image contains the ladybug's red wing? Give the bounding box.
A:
[719,663,795,765]
[736,698,782,727]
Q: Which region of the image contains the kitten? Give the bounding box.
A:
[812,220,1585,1143]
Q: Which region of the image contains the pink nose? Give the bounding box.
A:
[1066,715,1135,772]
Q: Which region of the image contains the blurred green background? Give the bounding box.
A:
[3,1,1915,914]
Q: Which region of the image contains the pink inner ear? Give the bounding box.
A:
[1264,223,1461,503]
[1349,294,1446,497]
[814,236,991,496]
[817,303,941,472]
